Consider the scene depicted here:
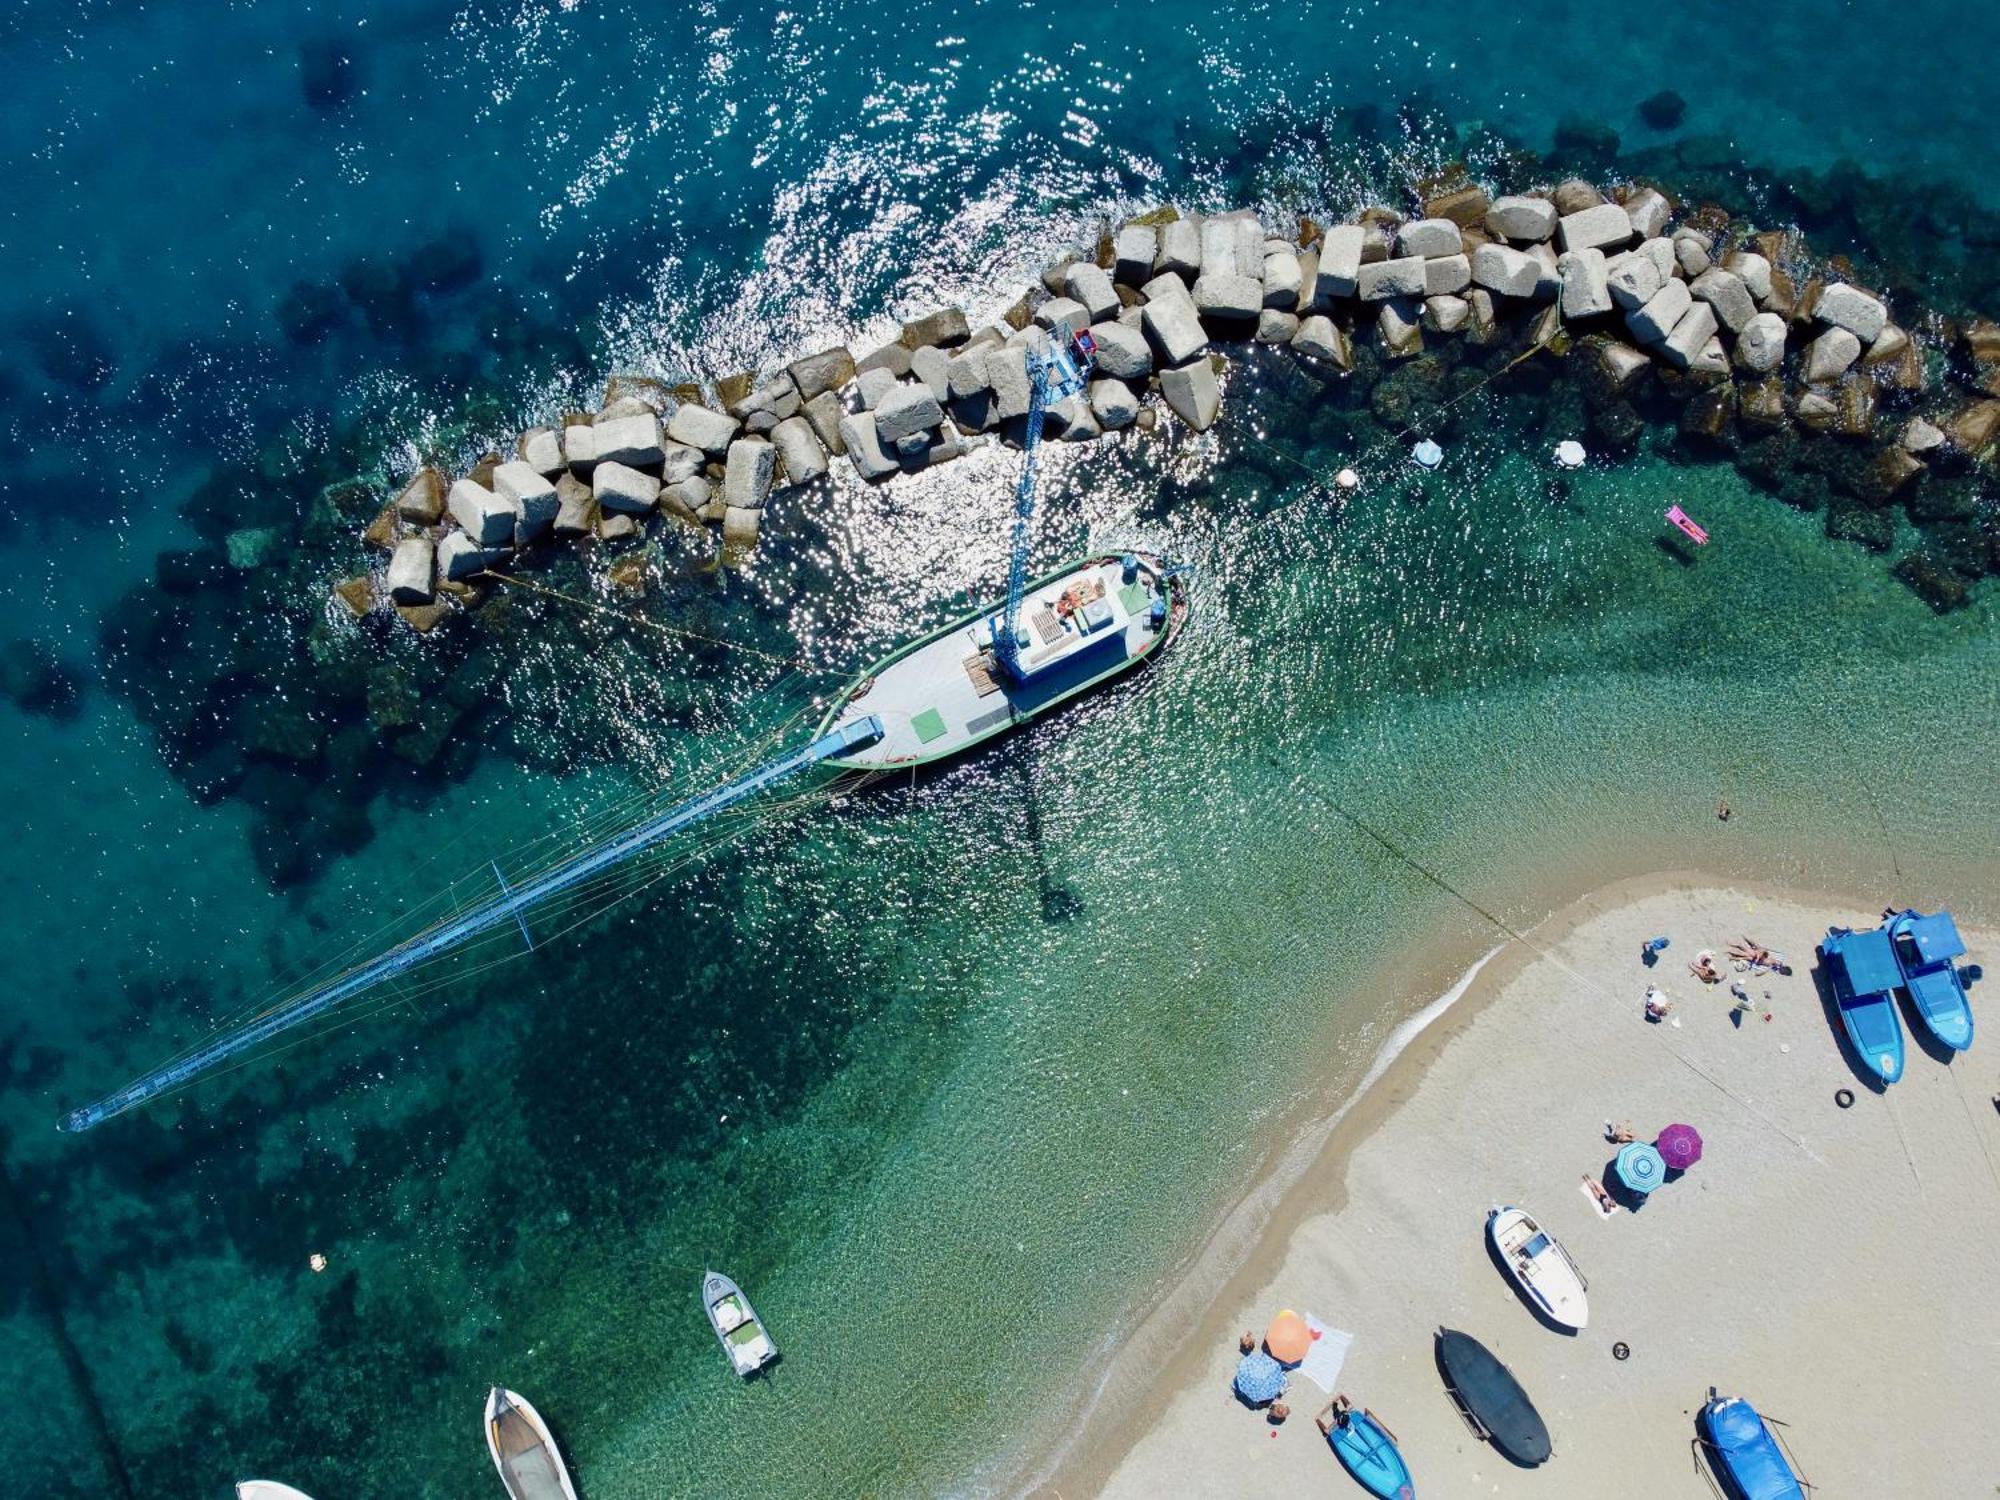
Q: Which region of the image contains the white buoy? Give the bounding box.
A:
[1412,439,1444,470]
[1554,439,1586,469]
[1334,467,1360,491]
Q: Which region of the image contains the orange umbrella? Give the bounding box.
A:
[1265,1309,1311,1366]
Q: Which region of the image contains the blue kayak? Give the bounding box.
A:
[1889,908,1975,1052]
[1325,1407,1414,1499]
[1819,925,1905,1084]
[1697,1393,1806,1500]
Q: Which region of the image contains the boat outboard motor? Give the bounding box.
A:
[1121,553,1139,583]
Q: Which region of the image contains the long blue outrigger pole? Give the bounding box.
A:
[991,328,1094,680]
[58,715,884,1133]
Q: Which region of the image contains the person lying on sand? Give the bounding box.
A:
[1584,1175,1618,1214]
[1689,951,1723,984]
[1644,986,1674,1021]
[1727,938,1790,975]
[1316,1395,1354,1434]
[1605,1120,1636,1144]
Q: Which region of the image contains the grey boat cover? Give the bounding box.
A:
[1436,1328,1551,1465]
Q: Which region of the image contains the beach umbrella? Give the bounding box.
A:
[1656,1123,1703,1171]
[1234,1350,1287,1404]
[1265,1310,1311,1366]
[1614,1141,1666,1195]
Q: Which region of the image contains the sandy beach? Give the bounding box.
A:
[1032,877,2000,1498]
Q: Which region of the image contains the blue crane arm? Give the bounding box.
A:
[56,715,885,1133]
[993,329,1094,678]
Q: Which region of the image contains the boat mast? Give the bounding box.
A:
[992,328,1094,679]
[57,715,884,1133]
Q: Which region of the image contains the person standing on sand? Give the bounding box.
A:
[1316,1395,1354,1434]
[1268,1400,1290,1425]
[1238,1331,1255,1355]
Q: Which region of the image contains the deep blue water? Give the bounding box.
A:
[3,3,1999,1497]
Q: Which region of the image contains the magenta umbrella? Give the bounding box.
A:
[1656,1123,1703,1170]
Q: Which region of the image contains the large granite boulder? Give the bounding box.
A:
[1486,195,1557,243]
[1558,202,1634,253]
[562,422,598,473]
[1193,273,1263,320]
[386,536,434,604]
[1626,278,1691,344]
[1734,312,1788,372]
[987,345,1035,420]
[1257,310,1300,343]
[1358,256,1428,300]
[1290,314,1350,367]
[857,366,898,409]
[1114,224,1157,285]
[666,404,738,457]
[437,530,502,581]
[554,475,597,538]
[1658,301,1719,369]
[1725,251,1773,301]
[1471,243,1541,298]
[492,461,559,544]
[946,343,992,398]
[1672,228,1712,278]
[1816,282,1888,342]
[805,390,846,454]
[1378,298,1424,357]
[1623,187,1671,239]
[900,307,971,349]
[909,344,952,402]
[394,467,446,524]
[1089,377,1140,429]
[1424,253,1472,296]
[838,410,899,480]
[1035,296,1090,336]
[1422,295,1469,334]
[1550,178,1604,215]
[1262,245,1303,308]
[1159,358,1220,431]
[1558,248,1612,317]
[518,427,565,478]
[1142,289,1207,367]
[1689,268,1756,334]
[1803,327,1862,383]
[1155,217,1202,280]
[1315,225,1365,301]
[771,416,828,484]
[873,381,945,443]
[1396,218,1463,259]
[1087,320,1151,380]
[592,413,665,468]
[592,460,660,515]
[446,478,514,546]
[788,345,855,400]
[1063,262,1120,322]
[723,439,776,509]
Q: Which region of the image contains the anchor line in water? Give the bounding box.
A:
[57,715,885,1133]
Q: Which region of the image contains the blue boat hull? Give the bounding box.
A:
[1820,927,1905,1085]
[1698,1394,1805,1500]
[1328,1409,1414,1499]
[1890,911,1975,1052]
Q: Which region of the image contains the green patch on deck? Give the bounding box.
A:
[1118,582,1148,616]
[912,707,949,743]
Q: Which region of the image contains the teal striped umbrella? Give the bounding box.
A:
[1615,1141,1666,1194]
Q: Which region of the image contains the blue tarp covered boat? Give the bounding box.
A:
[1324,1406,1415,1498]
[1888,908,1975,1052]
[1697,1393,1808,1500]
[1818,926,1905,1085]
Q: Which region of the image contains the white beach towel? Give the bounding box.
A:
[1295,1315,1353,1393]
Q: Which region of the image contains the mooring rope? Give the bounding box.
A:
[477,570,805,668]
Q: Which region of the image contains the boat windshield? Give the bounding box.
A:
[1521,1233,1549,1258]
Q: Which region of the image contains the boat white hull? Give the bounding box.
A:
[484,1387,580,1500]
[1489,1206,1589,1330]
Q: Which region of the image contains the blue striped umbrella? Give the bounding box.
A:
[1615,1140,1666,1194]
[1233,1350,1287,1404]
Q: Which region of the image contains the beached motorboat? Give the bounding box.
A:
[484,1387,580,1500]
[1434,1328,1550,1466]
[817,552,1188,771]
[1696,1391,1809,1499]
[704,1269,779,1377]
[1888,908,1975,1052]
[1486,1206,1588,1330]
[1817,925,1905,1085]
[237,1484,317,1500]
[1324,1406,1416,1498]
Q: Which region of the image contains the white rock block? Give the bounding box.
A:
[838,410,899,480]
[1397,218,1463,259]
[1357,256,1427,300]
[666,404,738,457]
[723,438,776,508]
[771,415,828,484]
[1262,247,1303,308]
[1193,273,1263,320]
[910,345,951,401]
[1063,263,1120,322]
[1816,282,1888,342]
[1290,315,1345,364]
[1558,248,1612,317]
[492,460,559,544]
[1471,243,1541,299]
[1627,279,1692,344]
[1155,218,1202,279]
[1690,268,1757,334]
[1424,254,1471,296]
[1114,224,1157,284]
[1658,301,1719,369]
[446,478,514,546]
[1378,298,1424,357]
[1624,188,1671,239]
[1558,202,1635,254]
[988,345,1035,420]
[592,460,661,515]
[1606,252,1664,311]
[1315,225,1365,301]
[873,382,945,443]
[1725,251,1774,301]
[1035,296,1091,336]
[1485,195,1557,243]
[1089,377,1139,429]
[1159,359,1220,431]
[946,344,992,399]
[386,536,434,604]
[563,423,598,472]
[1734,312,1788,373]
[1422,295,1470,333]
[1142,292,1208,367]
[592,413,665,468]
[519,427,564,478]
[1087,321,1152,380]
[437,529,502,581]
[1803,326,1861,383]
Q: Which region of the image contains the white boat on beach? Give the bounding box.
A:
[237,1484,317,1500]
[1487,1206,1589,1330]
[484,1387,580,1500]
[704,1268,780,1376]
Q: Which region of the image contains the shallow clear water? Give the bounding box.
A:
[2,4,1997,1498]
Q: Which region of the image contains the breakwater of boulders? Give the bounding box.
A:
[344,169,1999,626]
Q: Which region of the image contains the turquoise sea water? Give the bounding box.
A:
[3,4,1999,1498]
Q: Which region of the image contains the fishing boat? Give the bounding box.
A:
[1696,1391,1810,1499]
[1818,925,1906,1084]
[817,551,1187,771]
[1323,1405,1416,1499]
[1887,908,1975,1052]
[1486,1206,1588,1330]
[704,1269,779,1377]
[1434,1328,1551,1466]
[237,1484,317,1500]
[483,1387,580,1500]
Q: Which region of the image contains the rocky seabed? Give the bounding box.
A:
[345,172,2000,625]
